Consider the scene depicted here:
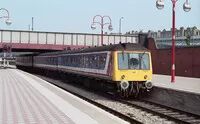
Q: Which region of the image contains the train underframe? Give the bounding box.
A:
[117,81,153,98]
[16,66,152,98]
[53,71,152,98]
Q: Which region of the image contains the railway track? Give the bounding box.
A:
[118,99,200,124]
[35,74,142,124]
[34,73,200,124]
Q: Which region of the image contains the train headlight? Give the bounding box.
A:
[121,75,125,80]
[120,80,129,90]
[144,75,148,79]
[145,80,153,89]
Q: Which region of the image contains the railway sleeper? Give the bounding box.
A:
[187,119,200,123]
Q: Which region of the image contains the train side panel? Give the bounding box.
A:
[33,56,58,70]
[16,56,33,68]
[57,51,112,80]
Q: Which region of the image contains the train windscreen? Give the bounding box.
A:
[118,52,150,70]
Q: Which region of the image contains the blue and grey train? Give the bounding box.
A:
[16,43,153,97]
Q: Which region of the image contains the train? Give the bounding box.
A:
[16,43,153,98]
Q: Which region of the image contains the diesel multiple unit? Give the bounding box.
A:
[16,43,153,98]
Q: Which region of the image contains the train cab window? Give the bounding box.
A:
[129,58,139,69]
[129,54,139,69]
[140,54,150,70]
[118,53,150,70]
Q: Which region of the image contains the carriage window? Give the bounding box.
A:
[118,53,129,69]
[99,54,107,69]
[93,55,98,68]
[84,56,89,68]
[79,55,83,67]
[67,56,70,66]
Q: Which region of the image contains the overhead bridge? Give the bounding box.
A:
[0,29,138,52]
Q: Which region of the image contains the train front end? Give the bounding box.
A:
[112,51,153,97]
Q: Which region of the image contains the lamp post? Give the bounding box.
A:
[32,17,34,31]
[0,8,12,25]
[0,8,11,68]
[119,17,124,34]
[91,15,113,46]
[156,0,191,83]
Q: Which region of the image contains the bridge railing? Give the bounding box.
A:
[0,29,138,47]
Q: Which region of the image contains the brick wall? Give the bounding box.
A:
[148,38,200,78]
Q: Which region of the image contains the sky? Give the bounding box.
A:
[1,0,200,34]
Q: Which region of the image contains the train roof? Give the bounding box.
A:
[38,43,149,56]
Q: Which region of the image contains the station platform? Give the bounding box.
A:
[152,74,200,94]
[0,68,129,124]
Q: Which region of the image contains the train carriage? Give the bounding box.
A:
[16,43,153,98]
[33,54,58,71]
[56,43,153,97]
[57,51,112,80]
[16,53,38,70]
